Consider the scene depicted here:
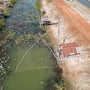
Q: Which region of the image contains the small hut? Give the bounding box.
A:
[60,42,81,58]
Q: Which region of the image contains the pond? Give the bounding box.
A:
[4,46,56,90]
[0,0,59,90]
[77,0,90,8]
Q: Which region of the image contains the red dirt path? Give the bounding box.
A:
[54,0,90,41]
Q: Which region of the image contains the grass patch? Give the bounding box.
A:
[0,18,6,30]
[46,0,53,3]
[10,0,18,5]
[35,0,42,18]
[3,8,11,16]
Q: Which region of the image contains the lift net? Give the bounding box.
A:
[14,42,57,73]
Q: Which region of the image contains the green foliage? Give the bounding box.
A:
[10,0,17,5]
[53,78,66,90]
[0,18,6,30]
[46,0,53,3]
[35,0,42,17]
[0,30,15,46]
[59,78,66,88]
[35,0,41,10]
[38,26,47,32]
[44,34,49,41]
[15,34,32,45]
[3,8,11,16]
[38,26,50,41]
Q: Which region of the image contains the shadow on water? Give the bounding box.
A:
[44,65,63,90]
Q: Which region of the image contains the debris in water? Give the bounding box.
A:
[40,81,44,84]
[13,23,26,29]
[41,58,43,61]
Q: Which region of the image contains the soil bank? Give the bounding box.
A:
[41,0,90,90]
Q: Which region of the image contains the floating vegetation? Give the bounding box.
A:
[3,8,11,16]
[35,0,42,12]
[41,58,43,61]
[13,23,26,29]
[10,0,18,5]
[0,18,6,30]
[40,81,44,85]
[0,29,42,86]
[0,0,40,88]
[0,0,66,89]
[38,25,47,33]
[15,34,31,45]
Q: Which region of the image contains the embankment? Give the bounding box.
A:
[41,0,90,90]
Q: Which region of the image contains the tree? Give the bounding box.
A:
[0,18,5,30]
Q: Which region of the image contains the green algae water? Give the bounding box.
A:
[1,0,58,90]
[4,46,56,90]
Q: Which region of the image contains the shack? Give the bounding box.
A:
[60,42,81,58]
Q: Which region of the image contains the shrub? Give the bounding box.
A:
[46,0,53,3]
[0,18,5,30]
[10,0,17,5]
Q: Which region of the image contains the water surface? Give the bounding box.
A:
[77,0,90,8]
[3,0,57,90]
[4,46,56,90]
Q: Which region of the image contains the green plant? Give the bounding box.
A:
[53,79,66,90]
[46,0,53,3]
[38,26,47,32]
[35,0,42,17]
[59,79,66,88]
[3,8,11,16]
[10,0,17,5]
[0,18,6,30]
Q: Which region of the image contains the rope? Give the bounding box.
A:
[45,40,60,63]
[39,35,60,63]
[15,42,37,72]
[17,66,58,73]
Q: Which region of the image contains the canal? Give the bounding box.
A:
[77,0,90,8]
[0,0,59,90]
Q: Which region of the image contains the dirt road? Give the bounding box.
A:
[54,0,90,41]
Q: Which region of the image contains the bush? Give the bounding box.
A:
[10,0,17,5]
[3,8,11,16]
[0,18,5,30]
[46,0,53,3]
[35,0,42,17]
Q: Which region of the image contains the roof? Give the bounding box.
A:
[60,42,79,56]
[60,42,79,48]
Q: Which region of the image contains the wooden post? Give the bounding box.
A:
[56,16,60,63]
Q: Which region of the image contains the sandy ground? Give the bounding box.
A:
[55,0,90,41]
[64,0,90,23]
[41,0,90,90]
[0,6,6,10]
